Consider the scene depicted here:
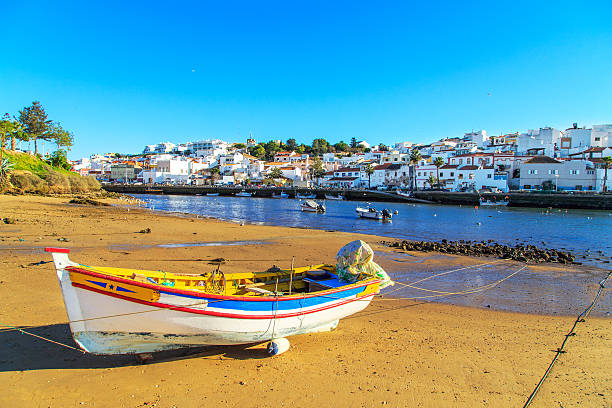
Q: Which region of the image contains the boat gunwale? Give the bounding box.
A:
[65,265,381,302]
[70,281,377,319]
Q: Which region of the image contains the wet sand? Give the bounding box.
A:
[0,195,610,407]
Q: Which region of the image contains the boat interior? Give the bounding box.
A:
[71,263,367,297]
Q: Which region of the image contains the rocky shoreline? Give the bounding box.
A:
[383,239,577,264]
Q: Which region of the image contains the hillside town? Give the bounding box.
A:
[71,123,612,193]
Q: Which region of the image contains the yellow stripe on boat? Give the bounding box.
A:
[69,269,161,303]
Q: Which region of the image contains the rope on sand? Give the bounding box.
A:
[0,324,86,353]
[522,271,611,408]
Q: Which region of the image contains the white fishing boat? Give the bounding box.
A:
[235,191,252,197]
[325,194,344,200]
[44,241,390,356]
[296,193,316,199]
[479,197,509,206]
[300,199,325,213]
[356,206,392,220]
[396,190,413,198]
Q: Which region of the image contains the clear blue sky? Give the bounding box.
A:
[1,1,611,159]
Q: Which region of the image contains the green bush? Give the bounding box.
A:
[2,151,101,194]
[9,170,49,194]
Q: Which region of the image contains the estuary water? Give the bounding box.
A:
[133,194,611,267]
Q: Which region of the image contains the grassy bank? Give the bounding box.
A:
[1,150,100,194]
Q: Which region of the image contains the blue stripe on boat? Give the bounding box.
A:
[159,286,364,312]
[86,280,107,289]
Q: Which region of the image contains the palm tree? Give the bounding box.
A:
[433,157,444,189]
[409,149,422,191]
[602,156,612,193]
[365,163,375,189]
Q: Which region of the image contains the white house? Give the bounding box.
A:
[517,127,562,157]
[591,124,612,147]
[518,156,599,191]
[464,130,489,148]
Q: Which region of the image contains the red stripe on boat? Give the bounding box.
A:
[45,247,70,254]
[71,282,376,319]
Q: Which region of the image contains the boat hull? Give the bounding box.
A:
[356,208,383,220]
[479,201,508,206]
[325,194,344,200]
[54,264,378,355]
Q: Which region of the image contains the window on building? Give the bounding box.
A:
[528,169,537,175]
[569,170,579,175]
[548,169,558,175]
[587,170,594,175]
[487,174,492,178]
[595,137,601,141]
[450,172,454,177]
[440,172,444,177]
[469,173,475,179]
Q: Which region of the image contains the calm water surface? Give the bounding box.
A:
[133,194,611,266]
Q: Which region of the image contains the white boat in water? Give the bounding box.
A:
[44,242,386,355]
[235,191,252,197]
[325,194,344,200]
[396,190,413,198]
[296,193,316,199]
[356,206,392,220]
[479,197,509,206]
[300,199,326,213]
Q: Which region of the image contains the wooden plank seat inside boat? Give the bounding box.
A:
[303,275,347,293]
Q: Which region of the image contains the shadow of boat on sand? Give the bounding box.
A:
[0,323,268,372]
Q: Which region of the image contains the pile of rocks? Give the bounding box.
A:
[384,239,576,264]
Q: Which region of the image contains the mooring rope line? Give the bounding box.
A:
[0,324,86,354]
[382,260,503,297]
[389,266,525,295]
[521,270,611,408]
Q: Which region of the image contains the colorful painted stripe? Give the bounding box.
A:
[72,282,376,319]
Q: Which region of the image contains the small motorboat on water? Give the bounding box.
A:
[235,190,252,197]
[300,199,326,213]
[296,193,316,199]
[356,206,392,221]
[45,241,391,356]
[396,190,413,198]
[272,192,290,198]
[206,192,219,196]
[325,194,344,200]
[479,197,509,206]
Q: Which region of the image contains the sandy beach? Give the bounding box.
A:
[0,195,609,407]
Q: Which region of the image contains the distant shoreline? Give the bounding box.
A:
[102,184,612,210]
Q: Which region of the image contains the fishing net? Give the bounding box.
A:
[335,240,393,288]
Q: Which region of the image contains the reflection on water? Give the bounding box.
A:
[133,194,612,268]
